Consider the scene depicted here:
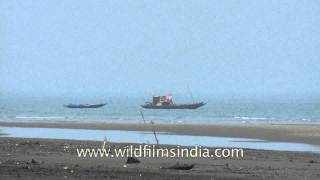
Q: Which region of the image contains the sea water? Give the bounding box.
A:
[0,94,320,125]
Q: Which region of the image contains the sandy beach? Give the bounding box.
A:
[0,122,320,179]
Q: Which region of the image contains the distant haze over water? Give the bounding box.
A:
[1,1,320,124]
[1,1,320,97]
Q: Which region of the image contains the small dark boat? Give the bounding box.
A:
[64,103,107,109]
[141,95,205,109]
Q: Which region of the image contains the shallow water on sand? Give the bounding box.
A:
[1,126,320,153]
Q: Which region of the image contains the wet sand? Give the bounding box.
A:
[0,137,320,180]
[1,121,320,145]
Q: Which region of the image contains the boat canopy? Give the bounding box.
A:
[152,95,173,106]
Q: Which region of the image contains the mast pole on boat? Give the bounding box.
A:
[187,85,195,103]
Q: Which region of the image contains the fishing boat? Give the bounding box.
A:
[64,103,107,109]
[141,95,205,109]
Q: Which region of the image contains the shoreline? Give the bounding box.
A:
[1,121,320,146]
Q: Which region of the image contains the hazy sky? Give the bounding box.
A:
[1,0,320,98]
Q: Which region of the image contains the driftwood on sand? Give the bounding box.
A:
[161,163,195,170]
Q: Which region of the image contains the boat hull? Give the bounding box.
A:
[64,103,107,109]
[141,102,205,109]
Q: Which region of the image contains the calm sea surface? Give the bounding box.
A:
[1,95,320,125]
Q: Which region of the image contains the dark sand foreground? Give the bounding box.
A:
[0,137,320,180]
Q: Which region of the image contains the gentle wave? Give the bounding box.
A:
[15,116,66,119]
[233,116,274,120]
